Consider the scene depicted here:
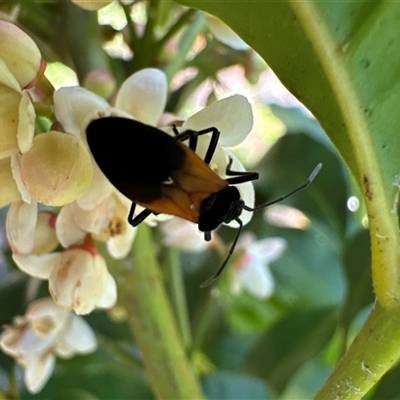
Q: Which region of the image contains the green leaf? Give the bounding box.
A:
[254,132,349,238]
[245,307,337,394]
[270,223,345,307]
[174,3,400,397]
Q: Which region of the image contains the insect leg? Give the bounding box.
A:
[174,127,220,165]
[225,157,259,184]
[128,203,153,226]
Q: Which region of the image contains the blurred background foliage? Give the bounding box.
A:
[0,0,394,399]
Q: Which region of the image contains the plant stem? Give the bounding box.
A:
[165,247,192,349]
[118,224,204,399]
[63,2,110,81]
[315,302,400,399]
[157,8,197,50]
[164,12,207,82]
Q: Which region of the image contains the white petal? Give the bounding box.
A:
[76,165,114,209]
[56,204,86,248]
[0,58,22,92]
[50,250,108,315]
[106,224,136,259]
[54,86,109,137]
[115,68,167,125]
[17,91,35,153]
[74,194,117,235]
[237,261,275,299]
[13,253,61,279]
[95,272,117,309]
[6,200,37,253]
[161,219,208,252]
[56,315,97,356]
[11,154,31,203]
[17,327,54,356]
[183,95,253,147]
[24,353,55,394]
[26,298,70,337]
[250,237,287,263]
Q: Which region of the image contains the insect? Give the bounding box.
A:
[86,116,322,287]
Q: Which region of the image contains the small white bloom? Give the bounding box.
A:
[13,243,117,315]
[0,298,97,394]
[161,218,211,252]
[230,233,287,299]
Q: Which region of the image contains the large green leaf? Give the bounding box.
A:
[176,2,400,398]
[245,307,337,394]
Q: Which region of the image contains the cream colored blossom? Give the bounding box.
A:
[20,131,93,206]
[13,243,117,315]
[0,20,45,159]
[56,191,136,259]
[0,298,97,394]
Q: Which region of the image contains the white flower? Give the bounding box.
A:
[0,298,97,393]
[56,191,136,259]
[13,243,117,315]
[161,218,212,252]
[230,233,287,299]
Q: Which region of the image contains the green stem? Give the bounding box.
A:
[190,292,218,355]
[131,0,160,71]
[165,247,192,349]
[117,224,204,399]
[164,13,207,82]
[315,302,400,399]
[120,2,139,49]
[63,2,110,81]
[97,336,147,382]
[157,8,197,50]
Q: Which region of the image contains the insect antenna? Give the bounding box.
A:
[200,163,322,288]
[243,163,322,212]
[200,218,243,288]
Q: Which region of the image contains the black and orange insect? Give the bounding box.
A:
[86,117,321,287]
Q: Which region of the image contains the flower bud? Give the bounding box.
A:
[21,131,93,206]
[0,20,43,88]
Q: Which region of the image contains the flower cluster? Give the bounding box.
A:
[0,298,97,394]
[0,18,283,394]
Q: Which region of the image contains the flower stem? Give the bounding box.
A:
[118,224,204,399]
[157,8,197,50]
[164,12,207,82]
[164,247,192,349]
[63,2,110,81]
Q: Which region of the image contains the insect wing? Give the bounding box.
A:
[86,117,185,203]
[86,117,228,223]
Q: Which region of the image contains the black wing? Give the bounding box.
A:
[86,117,185,203]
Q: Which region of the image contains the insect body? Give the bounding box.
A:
[86,117,321,287]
